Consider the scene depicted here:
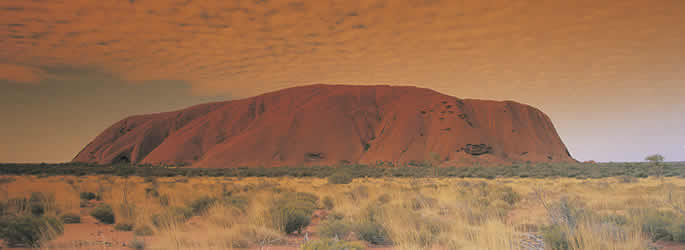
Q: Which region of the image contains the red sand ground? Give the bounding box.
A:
[73,84,575,168]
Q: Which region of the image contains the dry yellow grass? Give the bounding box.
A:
[2,175,684,249]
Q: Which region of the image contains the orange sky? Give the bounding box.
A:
[1,0,684,163]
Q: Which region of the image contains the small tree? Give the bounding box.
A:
[645,154,665,179]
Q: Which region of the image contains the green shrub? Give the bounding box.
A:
[30,204,44,216]
[670,221,685,243]
[0,202,7,216]
[150,214,164,228]
[642,210,675,241]
[222,196,249,211]
[171,206,194,220]
[408,194,437,210]
[2,161,685,179]
[29,192,47,216]
[189,196,217,215]
[144,187,159,197]
[328,212,345,221]
[356,221,391,245]
[159,194,170,207]
[345,185,370,202]
[0,216,63,247]
[600,214,628,226]
[377,193,391,204]
[271,192,318,234]
[60,213,81,224]
[151,206,193,228]
[637,209,685,244]
[322,196,334,210]
[143,176,157,183]
[300,238,365,250]
[541,225,569,250]
[129,237,146,249]
[114,223,134,231]
[319,219,352,239]
[328,171,353,184]
[134,225,154,236]
[79,192,97,200]
[90,204,115,224]
[617,175,637,183]
[493,186,521,206]
[275,208,310,234]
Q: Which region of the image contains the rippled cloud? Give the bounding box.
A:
[0,0,682,98]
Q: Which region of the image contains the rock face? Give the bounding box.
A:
[73,84,575,167]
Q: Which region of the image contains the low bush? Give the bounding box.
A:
[134,225,154,236]
[171,206,194,220]
[151,206,193,228]
[29,192,48,216]
[60,213,81,224]
[222,196,249,211]
[0,215,63,247]
[270,192,318,234]
[642,210,675,241]
[493,186,521,206]
[129,237,146,249]
[114,223,134,231]
[144,187,159,197]
[79,192,97,200]
[328,171,353,184]
[377,193,391,204]
[143,176,157,183]
[600,214,628,226]
[2,161,685,179]
[355,221,391,245]
[541,225,569,250]
[0,202,7,216]
[300,238,365,250]
[189,196,217,215]
[318,219,352,239]
[640,209,685,243]
[617,175,637,183]
[30,204,44,217]
[90,204,115,224]
[322,196,334,210]
[158,194,170,207]
[408,194,437,210]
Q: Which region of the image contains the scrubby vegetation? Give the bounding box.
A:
[1,161,685,179]
[114,222,133,231]
[59,213,80,224]
[271,192,318,234]
[134,225,154,236]
[0,190,64,247]
[640,208,685,243]
[90,204,115,224]
[79,191,97,201]
[0,215,63,247]
[328,171,354,184]
[1,172,684,249]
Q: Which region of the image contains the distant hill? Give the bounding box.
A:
[73,84,575,168]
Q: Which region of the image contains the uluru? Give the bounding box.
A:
[73,84,574,168]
